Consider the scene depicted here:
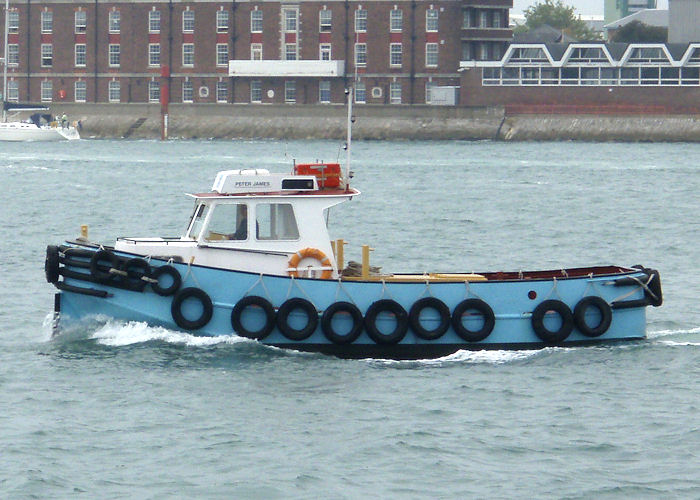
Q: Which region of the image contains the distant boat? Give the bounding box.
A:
[1,0,79,141]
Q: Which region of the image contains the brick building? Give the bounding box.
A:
[0,0,512,105]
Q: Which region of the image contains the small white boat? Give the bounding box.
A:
[0,117,80,141]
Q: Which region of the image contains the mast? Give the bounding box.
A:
[3,0,8,122]
[345,86,352,188]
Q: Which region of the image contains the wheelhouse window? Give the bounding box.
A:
[256,203,299,240]
[203,203,249,241]
[188,204,210,240]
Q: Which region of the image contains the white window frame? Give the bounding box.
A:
[479,10,488,28]
[354,82,366,103]
[283,9,298,32]
[75,10,87,34]
[250,80,262,103]
[285,43,297,61]
[216,10,229,32]
[426,9,438,32]
[109,11,120,33]
[108,80,121,102]
[390,43,402,67]
[75,44,86,67]
[149,44,161,67]
[390,9,402,32]
[319,9,332,32]
[149,10,161,33]
[319,80,331,104]
[182,43,194,66]
[182,81,194,103]
[355,43,367,66]
[320,43,331,61]
[7,44,19,66]
[182,10,195,32]
[216,81,228,103]
[355,9,367,32]
[41,44,53,67]
[426,43,438,67]
[74,81,87,103]
[462,8,471,29]
[8,11,19,34]
[108,44,120,67]
[285,81,296,103]
[41,11,53,34]
[148,80,160,103]
[390,81,401,104]
[7,80,19,101]
[251,43,262,60]
[251,10,263,33]
[216,44,229,67]
[41,80,53,102]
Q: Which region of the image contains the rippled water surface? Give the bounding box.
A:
[1,139,698,498]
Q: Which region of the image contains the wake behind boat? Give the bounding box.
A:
[44,160,663,359]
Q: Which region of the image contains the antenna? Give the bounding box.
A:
[345,87,352,189]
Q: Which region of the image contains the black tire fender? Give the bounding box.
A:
[121,258,151,292]
[171,287,213,330]
[276,297,319,341]
[573,296,612,337]
[90,250,121,282]
[451,298,495,342]
[151,265,182,296]
[321,301,364,344]
[531,299,574,343]
[409,297,451,341]
[364,299,408,345]
[231,295,276,340]
[45,245,60,284]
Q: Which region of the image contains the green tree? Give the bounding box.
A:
[611,21,667,43]
[517,0,601,41]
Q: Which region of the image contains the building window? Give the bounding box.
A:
[109,11,120,33]
[493,10,502,28]
[320,44,331,61]
[7,80,18,101]
[7,45,19,66]
[251,43,262,60]
[149,44,160,66]
[41,11,53,33]
[216,81,228,102]
[284,9,298,32]
[461,42,471,61]
[41,44,53,67]
[462,9,471,29]
[285,81,296,103]
[251,80,262,103]
[319,9,332,32]
[479,10,488,28]
[183,10,195,32]
[8,11,19,34]
[355,82,366,103]
[251,10,263,33]
[390,9,402,32]
[390,81,401,104]
[390,43,402,67]
[426,9,438,32]
[149,10,161,33]
[355,9,367,32]
[75,10,87,34]
[355,43,367,66]
[41,80,52,101]
[108,81,120,102]
[425,81,435,103]
[148,81,160,102]
[285,44,297,61]
[216,44,228,66]
[216,10,229,32]
[75,44,86,67]
[319,81,331,103]
[426,43,438,67]
[75,81,87,102]
[109,44,120,67]
[182,81,193,103]
[479,42,488,61]
[182,44,194,66]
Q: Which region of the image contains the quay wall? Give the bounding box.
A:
[49,103,700,142]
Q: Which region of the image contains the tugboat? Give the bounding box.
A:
[44,96,662,360]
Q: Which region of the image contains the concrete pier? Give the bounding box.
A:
[49,103,700,142]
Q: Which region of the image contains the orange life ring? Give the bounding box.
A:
[288,247,332,279]
[58,89,66,99]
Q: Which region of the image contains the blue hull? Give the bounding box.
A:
[47,243,660,359]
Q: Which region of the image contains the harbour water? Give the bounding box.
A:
[1,139,698,498]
